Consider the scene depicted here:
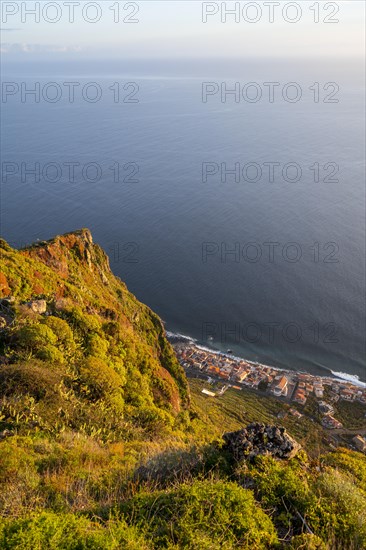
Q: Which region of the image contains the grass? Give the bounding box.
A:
[334,399,366,430]
[188,378,338,456]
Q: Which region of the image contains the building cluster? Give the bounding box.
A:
[328,381,366,404]
[177,345,278,390]
[291,373,325,405]
[321,415,343,429]
[174,344,366,422]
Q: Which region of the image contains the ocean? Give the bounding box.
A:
[1,58,365,382]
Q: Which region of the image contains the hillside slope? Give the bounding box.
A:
[0,230,365,550]
[0,229,189,442]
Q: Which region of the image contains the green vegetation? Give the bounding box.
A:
[120,479,278,549]
[238,453,366,549]
[188,379,328,454]
[0,230,365,549]
[334,398,366,430]
[0,230,188,443]
[0,512,150,550]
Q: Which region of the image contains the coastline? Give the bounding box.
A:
[166,330,366,390]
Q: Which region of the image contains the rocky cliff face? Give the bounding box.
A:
[21,229,111,284]
[0,230,189,440]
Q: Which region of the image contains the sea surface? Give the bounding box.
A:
[1,59,365,382]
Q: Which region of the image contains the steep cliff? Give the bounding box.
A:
[0,229,189,441]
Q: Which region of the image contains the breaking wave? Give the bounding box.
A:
[330,371,366,388]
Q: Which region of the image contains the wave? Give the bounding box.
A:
[167,331,286,371]
[166,331,197,343]
[194,344,289,372]
[167,331,242,359]
[167,331,366,387]
[330,371,366,388]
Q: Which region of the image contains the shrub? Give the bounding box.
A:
[322,448,366,490]
[79,357,124,399]
[16,325,57,351]
[122,479,278,549]
[289,534,327,549]
[0,512,151,550]
[36,345,65,364]
[65,307,101,336]
[131,404,175,436]
[0,438,40,516]
[314,468,366,548]
[0,438,38,486]
[42,317,76,354]
[243,455,312,514]
[86,334,109,358]
[0,361,62,401]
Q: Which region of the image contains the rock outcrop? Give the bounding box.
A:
[26,299,47,314]
[223,423,301,461]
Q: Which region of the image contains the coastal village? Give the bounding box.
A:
[173,342,366,453]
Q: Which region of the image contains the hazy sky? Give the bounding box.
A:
[1,1,365,60]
